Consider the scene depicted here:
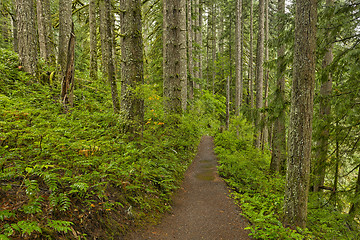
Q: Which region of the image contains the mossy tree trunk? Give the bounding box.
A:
[283,0,317,229]
[163,0,186,118]
[36,0,54,64]
[120,0,144,138]
[270,0,287,174]
[89,0,98,81]
[254,0,265,148]
[58,0,72,81]
[235,0,243,115]
[187,0,194,100]
[15,0,37,75]
[313,0,334,192]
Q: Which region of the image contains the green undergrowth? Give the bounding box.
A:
[0,49,209,239]
[214,116,359,240]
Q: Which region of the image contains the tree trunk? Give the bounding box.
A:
[36,0,53,63]
[349,166,360,216]
[101,0,120,113]
[313,0,334,192]
[187,0,194,100]
[10,0,18,53]
[226,76,230,130]
[270,0,287,174]
[254,0,265,148]
[248,0,254,110]
[163,0,186,117]
[262,0,269,148]
[211,1,216,95]
[235,0,242,115]
[58,0,72,81]
[283,0,317,229]
[180,0,188,111]
[198,0,203,89]
[89,0,98,81]
[60,23,75,108]
[99,0,108,76]
[15,0,37,75]
[120,0,144,138]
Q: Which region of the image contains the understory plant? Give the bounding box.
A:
[0,49,206,239]
[215,115,359,239]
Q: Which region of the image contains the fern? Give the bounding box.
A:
[15,220,42,235]
[0,211,15,221]
[47,220,73,233]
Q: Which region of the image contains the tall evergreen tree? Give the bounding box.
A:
[89,0,98,81]
[235,0,243,115]
[270,0,287,174]
[254,0,265,148]
[120,0,145,138]
[284,0,317,229]
[163,0,186,118]
[15,0,37,75]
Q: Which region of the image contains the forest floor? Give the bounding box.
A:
[126,136,252,240]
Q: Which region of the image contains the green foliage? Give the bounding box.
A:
[0,48,206,239]
[215,115,359,239]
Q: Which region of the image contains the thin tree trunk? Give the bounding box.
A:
[226,76,230,130]
[180,0,188,111]
[262,0,269,149]
[283,0,317,229]
[58,0,72,81]
[15,0,37,75]
[313,0,334,192]
[10,0,18,53]
[36,0,53,63]
[270,0,286,174]
[235,0,243,115]
[255,0,265,148]
[102,0,120,113]
[89,0,98,80]
[198,0,203,89]
[187,0,194,100]
[99,0,108,76]
[249,0,254,111]
[349,166,360,216]
[211,1,216,95]
[60,23,75,108]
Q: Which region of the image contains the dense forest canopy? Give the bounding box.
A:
[0,0,359,239]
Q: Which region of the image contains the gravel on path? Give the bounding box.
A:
[127,136,252,240]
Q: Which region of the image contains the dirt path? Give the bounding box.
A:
[127,136,252,239]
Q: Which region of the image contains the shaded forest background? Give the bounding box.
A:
[0,0,359,239]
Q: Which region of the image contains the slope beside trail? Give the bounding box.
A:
[126,135,252,240]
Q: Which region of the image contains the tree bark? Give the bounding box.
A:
[163,0,186,117]
[58,0,72,81]
[187,0,194,100]
[283,0,317,229]
[89,0,98,81]
[313,0,334,192]
[15,0,37,75]
[248,0,254,110]
[36,0,53,63]
[120,0,144,138]
[9,0,17,53]
[254,0,265,148]
[101,0,120,113]
[211,1,216,95]
[99,0,108,76]
[60,23,75,108]
[262,0,269,148]
[270,0,287,174]
[180,0,188,111]
[235,0,243,115]
[198,0,203,89]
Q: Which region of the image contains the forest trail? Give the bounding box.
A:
[126,136,252,240]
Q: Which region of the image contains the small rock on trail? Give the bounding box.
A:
[127,136,252,240]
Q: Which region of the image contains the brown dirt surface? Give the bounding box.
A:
[126,136,252,240]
